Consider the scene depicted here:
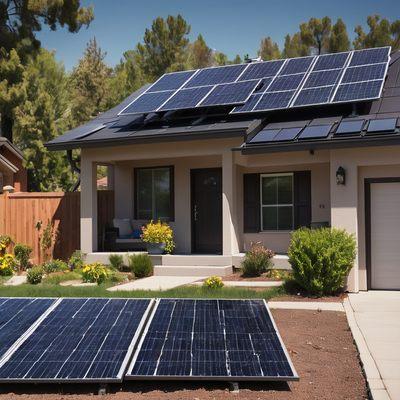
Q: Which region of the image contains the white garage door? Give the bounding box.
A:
[370,182,400,290]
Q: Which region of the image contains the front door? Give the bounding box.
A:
[191,168,222,254]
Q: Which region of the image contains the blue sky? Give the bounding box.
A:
[36,0,399,71]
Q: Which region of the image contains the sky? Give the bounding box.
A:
[36,0,399,71]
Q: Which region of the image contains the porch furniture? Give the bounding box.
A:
[103,219,146,251]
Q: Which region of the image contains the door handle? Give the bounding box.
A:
[194,205,198,221]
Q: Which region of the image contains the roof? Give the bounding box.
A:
[46,49,400,154]
[0,137,24,160]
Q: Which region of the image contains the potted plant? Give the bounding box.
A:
[141,220,175,255]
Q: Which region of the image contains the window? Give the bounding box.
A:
[135,167,173,221]
[261,173,293,231]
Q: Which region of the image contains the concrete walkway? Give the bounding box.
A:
[4,275,27,286]
[107,276,204,291]
[346,291,400,400]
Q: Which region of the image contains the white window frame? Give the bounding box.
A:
[260,172,294,232]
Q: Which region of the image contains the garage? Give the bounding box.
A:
[366,179,400,290]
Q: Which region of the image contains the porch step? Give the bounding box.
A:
[158,255,233,267]
[154,265,233,277]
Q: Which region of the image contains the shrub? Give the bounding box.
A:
[141,220,175,254]
[0,254,15,276]
[82,262,109,284]
[128,254,153,278]
[42,259,68,274]
[109,254,124,271]
[14,244,32,271]
[68,250,84,270]
[27,266,43,284]
[288,227,356,296]
[241,242,274,277]
[0,235,12,256]
[203,276,224,289]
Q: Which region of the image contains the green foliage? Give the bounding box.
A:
[188,34,213,68]
[282,33,308,58]
[0,235,12,256]
[27,266,43,284]
[141,221,175,254]
[203,276,224,289]
[300,16,332,55]
[36,220,58,261]
[128,254,153,278]
[42,271,82,285]
[328,18,350,52]
[109,254,124,271]
[0,254,15,276]
[258,37,281,60]
[241,243,274,277]
[68,250,84,270]
[42,259,68,274]
[82,262,109,284]
[288,228,356,296]
[13,244,32,271]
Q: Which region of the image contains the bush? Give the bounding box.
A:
[141,220,175,254]
[0,254,15,276]
[82,262,109,284]
[203,276,224,289]
[27,266,43,284]
[68,250,84,270]
[14,244,32,271]
[109,254,124,271]
[128,254,153,278]
[42,259,68,274]
[288,227,356,296]
[241,242,274,277]
[0,235,12,256]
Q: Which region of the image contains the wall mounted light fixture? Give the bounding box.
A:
[336,166,346,185]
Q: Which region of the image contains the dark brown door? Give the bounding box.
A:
[191,168,222,254]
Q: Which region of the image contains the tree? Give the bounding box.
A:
[354,15,400,50]
[258,37,281,60]
[328,18,350,53]
[300,17,332,54]
[282,33,308,58]
[232,54,242,64]
[136,15,190,81]
[213,51,228,66]
[69,38,112,126]
[0,0,93,141]
[188,34,212,68]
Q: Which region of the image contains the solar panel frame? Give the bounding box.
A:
[334,119,365,135]
[158,86,214,111]
[332,79,384,103]
[349,46,391,67]
[366,118,398,133]
[297,124,332,140]
[126,299,298,382]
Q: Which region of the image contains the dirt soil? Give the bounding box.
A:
[0,309,367,400]
[222,272,282,281]
[271,293,347,302]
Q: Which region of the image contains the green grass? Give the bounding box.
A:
[0,283,284,299]
[0,275,11,284]
[42,271,82,285]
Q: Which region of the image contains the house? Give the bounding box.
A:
[47,47,400,292]
[0,137,27,193]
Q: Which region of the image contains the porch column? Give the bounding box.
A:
[81,156,97,253]
[222,150,239,255]
[330,150,359,292]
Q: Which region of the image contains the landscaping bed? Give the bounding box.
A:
[0,309,367,400]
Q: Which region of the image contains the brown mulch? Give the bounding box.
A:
[0,310,367,400]
[222,271,282,281]
[271,292,347,303]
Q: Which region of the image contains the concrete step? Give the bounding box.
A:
[154,265,233,277]
[159,255,232,267]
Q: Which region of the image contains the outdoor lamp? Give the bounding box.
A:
[336,166,346,185]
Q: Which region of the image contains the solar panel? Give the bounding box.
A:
[232,94,262,113]
[272,127,303,141]
[333,80,383,102]
[159,86,213,111]
[239,60,285,80]
[349,47,390,67]
[0,299,152,382]
[267,74,304,92]
[313,52,349,71]
[335,119,365,135]
[293,86,334,106]
[249,129,280,143]
[280,56,314,75]
[126,299,297,381]
[0,298,55,361]
[367,118,397,133]
[303,69,341,88]
[148,70,196,92]
[341,63,387,84]
[121,91,174,114]
[254,77,273,92]
[254,91,295,111]
[298,124,332,140]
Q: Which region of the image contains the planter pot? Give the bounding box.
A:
[146,242,166,255]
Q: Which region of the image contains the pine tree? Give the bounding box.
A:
[213,51,228,66]
[328,18,350,52]
[300,17,332,54]
[258,37,281,60]
[282,33,308,58]
[188,34,213,69]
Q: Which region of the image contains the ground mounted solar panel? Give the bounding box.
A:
[0,298,153,383]
[126,299,298,381]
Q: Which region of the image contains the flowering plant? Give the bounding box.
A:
[203,276,224,289]
[0,235,12,256]
[0,254,15,276]
[141,220,175,254]
[82,262,109,284]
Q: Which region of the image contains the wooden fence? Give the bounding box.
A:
[0,191,114,264]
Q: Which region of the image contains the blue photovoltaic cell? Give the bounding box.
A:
[148,71,196,92]
[253,77,273,93]
[272,127,303,141]
[335,120,365,135]
[298,124,332,140]
[159,86,213,111]
[267,74,304,92]
[200,80,260,107]
[239,60,284,81]
[249,129,280,143]
[280,56,314,75]
[304,69,341,88]
[333,80,382,102]
[367,118,397,133]
[184,64,247,88]
[293,86,334,106]
[313,52,349,71]
[350,47,390,67]
[0,299,150,382]
[127,299,297,380]
[342,63,386,84]
[231,94,262,113]
[254,91,295,111]
[121,91,174,114]
[0,298,54,360]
